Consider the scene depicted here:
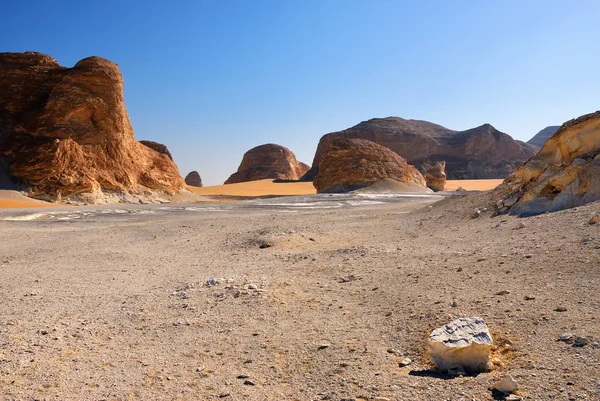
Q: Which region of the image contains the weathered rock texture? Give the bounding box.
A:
[185,171,203,187]
[494,111,600,216]
[303,117,535,180]
[313,138,426,193]
[527,126,560,150]
[0,52,184,199]
[424,161,446,192]
[427,317,493,374]
[225,144,309,184]
[139,140,174,161]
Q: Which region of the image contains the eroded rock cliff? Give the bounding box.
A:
[0,52,183,199]
[494,111,600,216]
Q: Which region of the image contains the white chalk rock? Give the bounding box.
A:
[427,317,493,373]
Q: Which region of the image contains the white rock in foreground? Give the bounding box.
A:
[427,317,493,373]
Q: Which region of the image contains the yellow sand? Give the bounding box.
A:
[188,178,504,197]
[0,199,62,209]
[187,179,317,197]
[445,179,503,191]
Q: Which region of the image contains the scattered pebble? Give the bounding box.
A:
[338,275,356,283]
[516,222,527,229]
[196,365,206,372]
[317,343,330,350]
[589,214,599,225]
[398,357,412,367]
[493,375,519,393]
[494,290,511,295]
[243,379,256,386]
[558,333,574,342]
[450,300,458,307]
[524,295,536,300]
[573,336,589,347]
[554,306,568,312]
[506,395,522,401]
[259,242,273,249]
[471,210,481,219]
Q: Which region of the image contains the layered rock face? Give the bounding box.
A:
[225,144,309,184]
[313,138,426,193]
[424,161,446,192]
[495,111,600,216]
[139,140,174,161]
[303,117,535,180]
[0,52,183,199]
[185,171,203,187]
[527,126,560,150]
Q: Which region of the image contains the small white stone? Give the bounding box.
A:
[399,357,412,367]
[493,375,519,393]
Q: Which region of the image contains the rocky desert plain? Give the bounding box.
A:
[0,52,599,400]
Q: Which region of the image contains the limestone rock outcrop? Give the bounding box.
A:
[0,52,184,199]
[225,144,309,184]
[313,138,426,193]
[185,171,203,187]
[424,161,446,192]
[495,111,600,216]
[427,317,493,374]
[139,140,174,161]
[527,126,560,150]
[302,117,535,180]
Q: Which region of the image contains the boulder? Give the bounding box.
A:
[313,138,426,193]
[185,171,203,187]
[494,111,600,216]
[427,317,493,374]
[139,140,173,161]
[302,117,535,180]
[225,144,309,184]
[423,161,446,192]
[0,52,183,199]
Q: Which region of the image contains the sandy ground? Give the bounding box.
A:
[0,192,598,400]
[0,180,503,209]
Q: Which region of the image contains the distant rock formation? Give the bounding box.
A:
[302,117,535,180]
[185,171,203,187]
[495,111,600,216]
[313,138,426,193]
[225,144,309,184]
[139,140,174,161]
[423,161,446,192]
[527,126,560,150]
[0,52,184,199]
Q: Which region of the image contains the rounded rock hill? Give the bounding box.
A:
[225,144,309,184]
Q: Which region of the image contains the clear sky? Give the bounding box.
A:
[2,1,599,185]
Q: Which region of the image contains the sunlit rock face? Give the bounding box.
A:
[0,52,184,199]
[495,111,600,216]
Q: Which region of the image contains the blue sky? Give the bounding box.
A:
[2,1,599,185]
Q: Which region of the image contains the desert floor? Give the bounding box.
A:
[0,192,598,400]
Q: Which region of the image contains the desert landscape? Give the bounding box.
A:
[1,3,600,399]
